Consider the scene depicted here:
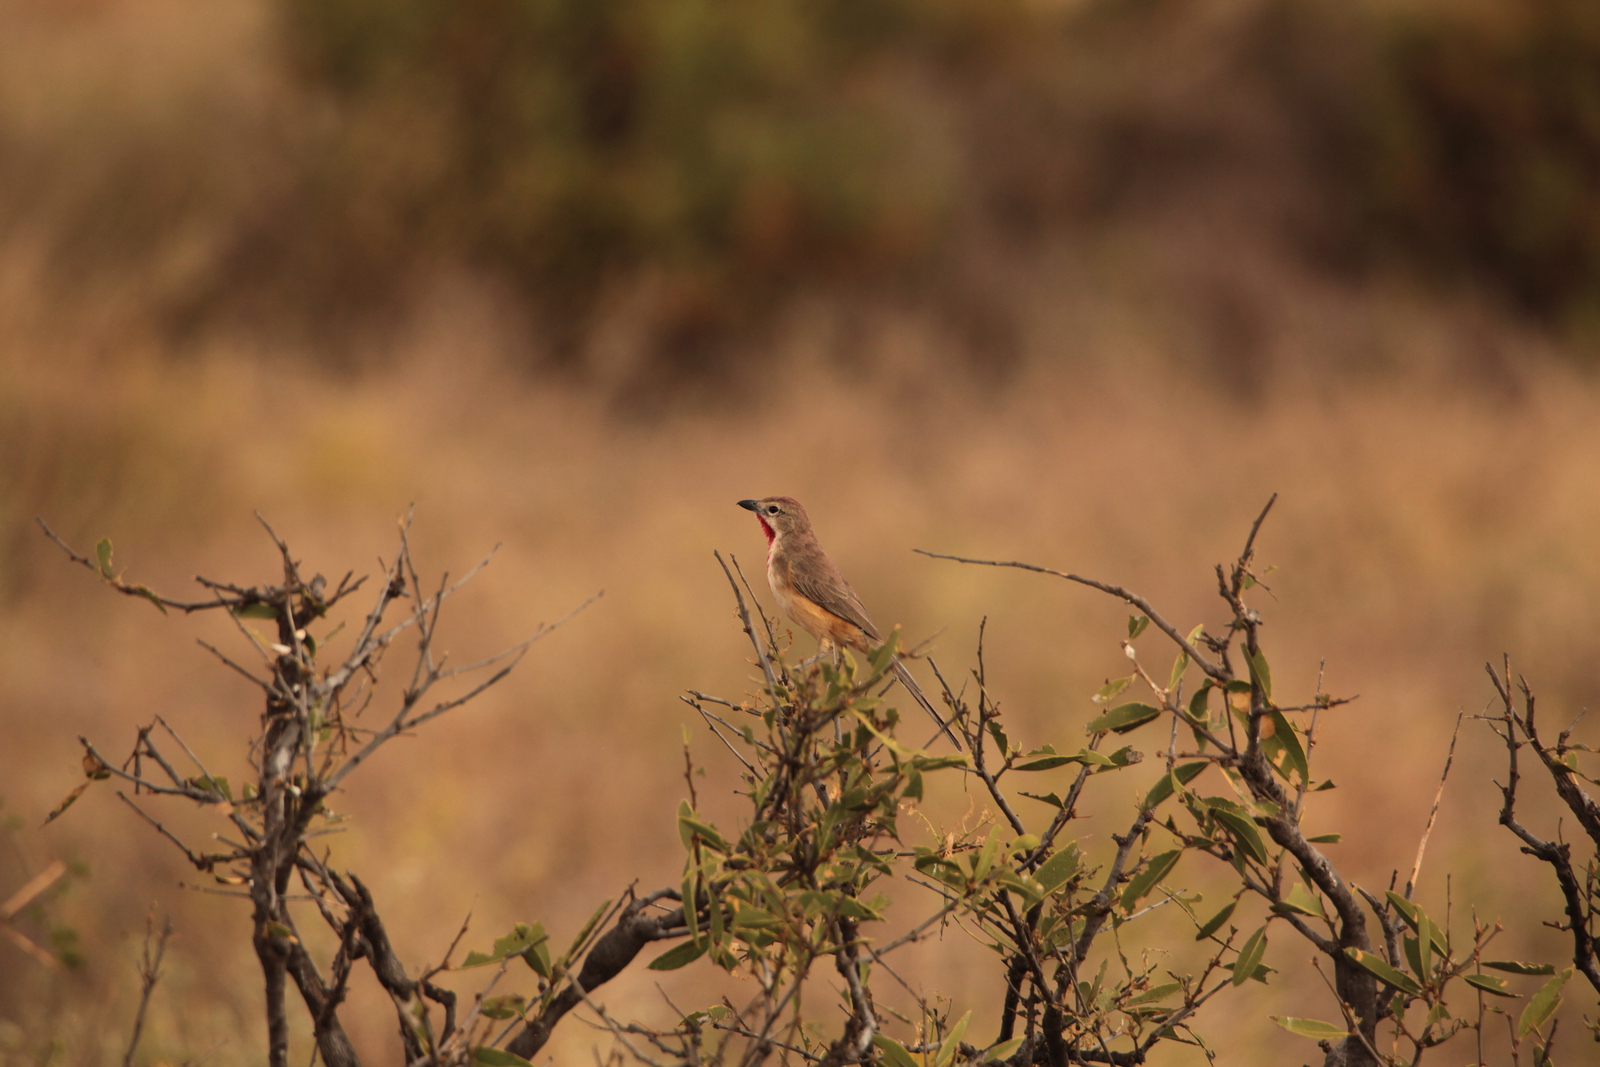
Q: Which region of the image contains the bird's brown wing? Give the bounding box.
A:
[786,549,881,642]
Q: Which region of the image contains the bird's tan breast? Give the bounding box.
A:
[768,559,871,651]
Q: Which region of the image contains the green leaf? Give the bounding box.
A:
[972,829,1001,880]
[1274,884,1324,918]
[733,907,779,931]
[1015,756,1080,771]
[1272,1016,1351,1041]
[1517,968,1571,1037]
[129,585,167,614]
[462,922,548,969]
[1232,926,1268,986]
[909,755,968,771]
[1245,648,1272,699]
[648,940,708,971]
[1016,747,1113,771]
[1464,973,1518,997]
[477,994,527,1020]
[870,1035,919,1067]
[1344,948,1421,997]
[1019,790,1064,809]
[1124,981,1182,1007]
[679,813,728,853]
[264,920,297,942]
[1187,683,1212,723]
[1212,808,1269,864]
[524,939,552,978]
[1128,616,1150,640]
[1307,833,1341,843]
[987,721,1010,758]
[1121,850,1182,911]
[1418,914,1445,968]
[1384,893,1447,954]
[981,1037,1026,1064]
[1195,901,1236,941]
[1093,676,1133,704]
[190,776,232,801]
[868,629,900,676]
[992,868,1046,909]
[1404,935,1430,982]
[1268,711,1307,783]
[563,898,613,964]
[935,1011,972,1067]
[40,780,95,825]
[1167,650,1190,693]
[495,923,546,960]
[1142,762,1208,811]
[1385,891,1420,929]
[1484,960,1556,976]
[473,1048,535,1067]
[1034,845,1081,895]
[1087,702,1162,734]
[95,538,114,578]
[233,602,278,620]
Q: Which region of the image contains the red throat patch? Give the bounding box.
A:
[756,516,775,545]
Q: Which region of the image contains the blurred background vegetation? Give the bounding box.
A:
[6,0,1600,1063]
[9,0,1600,386]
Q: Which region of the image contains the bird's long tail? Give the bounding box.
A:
[891,657,963,749]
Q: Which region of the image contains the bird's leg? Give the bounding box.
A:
[817,643,853,771]
[798,639,842,672]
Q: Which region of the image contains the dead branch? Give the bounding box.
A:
[123,913,174,1067]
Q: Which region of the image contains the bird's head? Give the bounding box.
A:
[737,496,809,546]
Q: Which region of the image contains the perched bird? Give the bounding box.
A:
[737,496,961,748]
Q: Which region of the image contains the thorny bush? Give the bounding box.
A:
[39,501,1587,1067]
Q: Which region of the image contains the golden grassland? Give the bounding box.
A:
[6,1,1600,1062]
[4,303,1600,1064]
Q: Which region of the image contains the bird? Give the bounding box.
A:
[737,496,961,748]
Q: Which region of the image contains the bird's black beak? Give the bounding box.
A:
[736,499,760,512]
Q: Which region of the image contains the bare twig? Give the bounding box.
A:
[124,913,175,1067]
[715,552,784,703]
[913,550,1227,682]
[1406,712,1463,900]
[38,518,242,614]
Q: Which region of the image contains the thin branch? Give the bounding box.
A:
[37,518,242,614]
[80,740,211,802]
[913,550,1226,683]
[686,698,760,776]
[1238,494,1278,569]
[1406,712,1463,899]
[155,716,222,786]
[326,593,597,790]
[715,552,784,703]
[195,641,274,693]
[124,914,175,1067]
[116,793,235,872]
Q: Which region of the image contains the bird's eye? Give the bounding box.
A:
[767,505,780,515]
